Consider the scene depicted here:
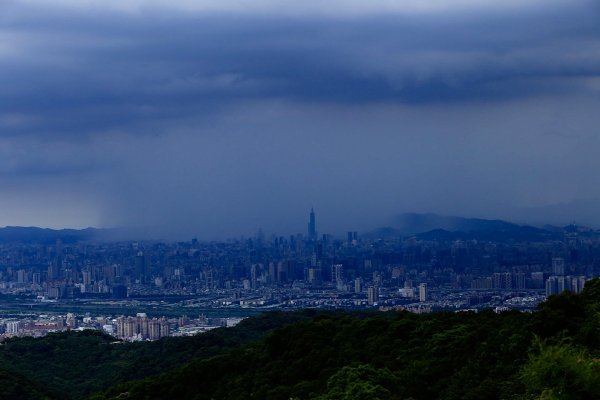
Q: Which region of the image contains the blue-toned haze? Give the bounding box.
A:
[0,0,599,238]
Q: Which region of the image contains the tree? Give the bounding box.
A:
[316,364,399,400]
[521,337,600,400]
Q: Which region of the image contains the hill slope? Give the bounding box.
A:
[367,213,563,242]
[0,283,597,400]
[92,280,600,400]
[0,311,312,399]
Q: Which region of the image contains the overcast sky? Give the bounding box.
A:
[0,0,599,239]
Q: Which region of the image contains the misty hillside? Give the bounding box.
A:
[0,227,101,244]
[366,213,567,242]
[394,213,539,234]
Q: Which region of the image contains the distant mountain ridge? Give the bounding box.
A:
[366,212,571,242]
[395,212,524,234]
[0,212,592,244]
[0,226,104,244]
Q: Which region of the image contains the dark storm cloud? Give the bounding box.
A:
[0,0,599,236]
[1,1,598,138]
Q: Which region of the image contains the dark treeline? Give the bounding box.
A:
[0,312,310,399]
[1,280,600,400]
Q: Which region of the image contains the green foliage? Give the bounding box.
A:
[533,291,586,340]
[579,278,600,350]
[0,367,55,399]
[1,282,599,400]
[533,278,600,350]
[580,278,600,306]
[95,309,537,400]
[521,337,600,400]
[316,364,399,400]
[0,310,314,399]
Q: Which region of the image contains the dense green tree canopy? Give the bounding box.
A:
[0,280,598,400]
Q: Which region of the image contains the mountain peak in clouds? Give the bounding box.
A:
[365,213,565,242]
[391,212,521,235]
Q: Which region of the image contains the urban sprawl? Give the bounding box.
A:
[0,210,595,341]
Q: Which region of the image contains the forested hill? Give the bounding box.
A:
[0,311,312,400]
[91,280,600,400]
[1,281,600,400]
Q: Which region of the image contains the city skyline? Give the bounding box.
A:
[0,208,595,242]
[0,2,598,398]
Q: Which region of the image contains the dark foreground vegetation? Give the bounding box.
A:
[1,280,599,400]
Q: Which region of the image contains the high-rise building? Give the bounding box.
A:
[17,269,27,284]
[546,275,586,297]
[139,315,149,339]
[55,239,63,278]
[149,319,161,340]
[250,264,257,290]
[6,321,20,334]
[556,276,566,293]
[546,276,559,296]
[124,317,137,338]
[116,316,125,338]
[331,264,343,283]
[66,313,77,329]
[135,251,150,283]
[492,272,512,289]
[354,278,362,293]
[513,273,526,289]
[368,285,379,305]
[307,267,321,285]
[160,317,170,338]
[82,270,92,286]
[571,276,587,294]
[552,257,565,276]
[268,262,276,283]
[308,208,317,242]
[48,263,59,281]
[419,283,428,302]
[205,268,214,289]
[347,231,358,245]
[277,262,287,283]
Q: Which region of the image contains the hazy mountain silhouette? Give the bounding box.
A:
[366,213,565,242]
[0,227,104,244]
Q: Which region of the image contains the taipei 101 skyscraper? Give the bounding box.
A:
[308,208,317,242]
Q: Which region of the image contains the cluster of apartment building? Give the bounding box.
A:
[545,275,587,296]
[114,314,170,341]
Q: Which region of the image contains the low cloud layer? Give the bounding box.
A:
[0,0,599,238]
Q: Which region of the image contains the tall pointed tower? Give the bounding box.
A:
[308,207,317,241]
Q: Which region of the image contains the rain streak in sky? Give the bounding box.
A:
[0,0,599,239]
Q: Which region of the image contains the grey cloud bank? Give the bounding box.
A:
[0,0,599,239]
